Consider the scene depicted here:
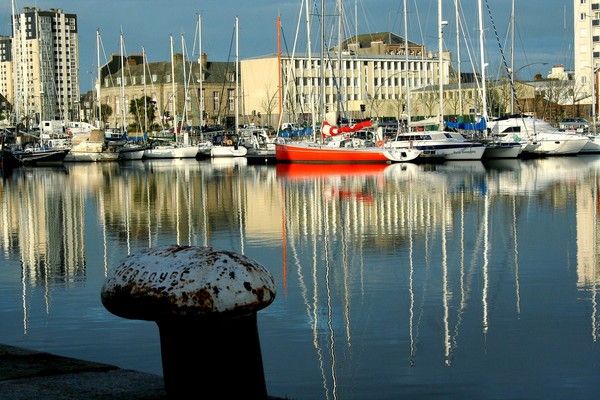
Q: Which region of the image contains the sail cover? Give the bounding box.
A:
[445,117,487,131]
[321,120,372,138]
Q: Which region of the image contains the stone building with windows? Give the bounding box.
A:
[95,53,236,132]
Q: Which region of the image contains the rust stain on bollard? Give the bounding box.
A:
[100,245,277,399]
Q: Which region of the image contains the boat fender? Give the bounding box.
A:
[376,140,384,147]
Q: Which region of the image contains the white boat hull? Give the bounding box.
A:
[210,145,248,158]
[143,145,199,159]
[526,135,589,155]
[482,143,522,159]
[579,135,600,153]
[118,144,146,160]
[388,131,485,161]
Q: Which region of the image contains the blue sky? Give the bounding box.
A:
[1,0,571,91]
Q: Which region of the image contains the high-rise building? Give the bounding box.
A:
[574,1,598,112]
[5,7,80,126]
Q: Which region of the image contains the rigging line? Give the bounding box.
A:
[280,25,307,120]
[484,0,523,115]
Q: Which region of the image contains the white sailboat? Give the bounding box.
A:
[386,0,485,161]
[475,0,521,159]
[65,30,121,162]
[197,16,247,159]
[144,35,199,159]
[486,1,588,156]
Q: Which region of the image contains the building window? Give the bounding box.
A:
[228,88,234,111]
[213,91,219,111]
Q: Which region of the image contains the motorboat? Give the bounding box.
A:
[386,128,485,160]
[487,114,589,156]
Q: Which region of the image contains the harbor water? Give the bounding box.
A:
[0,156,599,399]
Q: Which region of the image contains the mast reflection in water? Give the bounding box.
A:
[0,156,599,399]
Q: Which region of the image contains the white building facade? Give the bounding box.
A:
[4,7,80,126]
[241,44,450,128]
[574,0,600,107]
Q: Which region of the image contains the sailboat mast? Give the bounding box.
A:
[478,0,488,122]
[304,0,316,139]
[403,0,411,127]
[455,0,463,117]
[277,15,282,124]
[438,0,444,126]
[142,46,147,133]
[320,0,326,126]
[337,0,343,119]
[510,0,515,114]
[198,14,204,129]
[120,32,126,134]
[181,33,187,133]
[97,29,102,128]
[170,34,177,141]
[235,16,239,134]
[11,0,20,127]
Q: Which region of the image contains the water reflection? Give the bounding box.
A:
[1,156,600,399]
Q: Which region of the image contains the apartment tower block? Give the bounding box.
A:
[3,7,80,125]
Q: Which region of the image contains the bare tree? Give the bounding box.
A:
[261,85,279,128]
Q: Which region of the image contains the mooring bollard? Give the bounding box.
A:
[100,245,277,399]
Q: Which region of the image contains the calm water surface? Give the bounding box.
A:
[0,156,599,399]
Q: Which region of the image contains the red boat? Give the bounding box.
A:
[275,120,422,164]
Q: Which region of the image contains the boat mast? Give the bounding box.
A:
[120,32,126,134]
[438,0,445,128]
[11,0,19,128]
[277,15,282,125]
[181,33,188,140]
[235,16,239,135]
[403,0,411,128]
[305,0,316,139]
[142,46,147,134]
[198,13,204,130]
[97,29,102,128]
[336,0,343,120]
[478,0,488,127]
[170,34,177,142]
[320,0,326,128]
[510,0,515,114]
[454,0,463,117]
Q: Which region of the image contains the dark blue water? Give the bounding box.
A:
[0,156,599,399]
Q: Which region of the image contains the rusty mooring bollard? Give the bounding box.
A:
[100,245,277,399]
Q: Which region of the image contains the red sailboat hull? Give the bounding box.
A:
[275,142,393,164]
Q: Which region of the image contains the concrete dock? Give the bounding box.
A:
[0,344,167,399]
[0,344,287,399]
